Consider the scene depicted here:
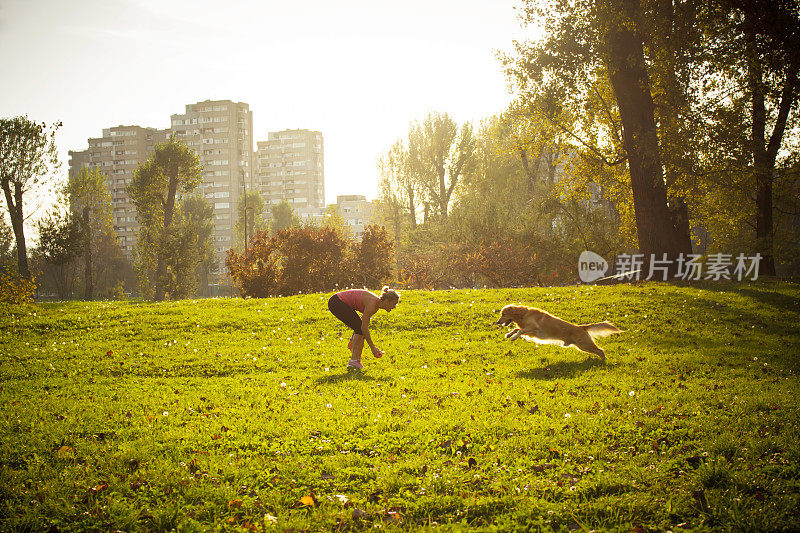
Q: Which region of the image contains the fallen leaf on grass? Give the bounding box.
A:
[228,499,243,509]
[299,494,317,507]
[55,446,74,458]
[88,483,108,494]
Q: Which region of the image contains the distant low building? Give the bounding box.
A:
[334,195,374,240]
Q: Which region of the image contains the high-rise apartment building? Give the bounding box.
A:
[255,129,324,214]
[68,125,169,256]
[170,100,254,257]
[69,100,254,262]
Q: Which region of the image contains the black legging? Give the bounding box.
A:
[328,294,363,334]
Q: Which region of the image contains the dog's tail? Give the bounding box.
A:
[581,322,622,338]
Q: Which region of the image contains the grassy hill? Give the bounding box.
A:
[1,281,799,531]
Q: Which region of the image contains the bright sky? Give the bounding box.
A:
[1,0,531,221]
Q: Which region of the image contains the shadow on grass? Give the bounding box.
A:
[729,287,800,315]
[515,357,609,381]
[315,371,394,385]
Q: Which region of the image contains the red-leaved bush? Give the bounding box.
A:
[224,231,281,298]
[349,225,394,288]
[226,224,395,298]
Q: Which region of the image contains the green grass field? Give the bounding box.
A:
[1,281,799,532]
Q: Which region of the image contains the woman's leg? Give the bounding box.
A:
[328,295,365,367]
[351,333,365,360]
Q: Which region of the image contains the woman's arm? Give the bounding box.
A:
[359,296,382,354]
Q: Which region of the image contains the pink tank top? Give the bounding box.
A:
[337,289,367,313]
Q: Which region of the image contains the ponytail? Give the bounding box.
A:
[380,286,400,302]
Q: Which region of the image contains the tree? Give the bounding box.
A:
[127,135,203,300]
[508,0,692,264]
[408,112,477,220]
[91,229,135,299]
[0,116,60,278]
[716,0,799,274]
[319,204,353,237]
[598,0,691,260]
[235,189,268,250]
[181,194,217,297]
[647,0,703,256]
[65,167,115,300]
[0,211,13,270]
[160,200,209,299]
[379,139,420,230]
[270,200,299,233]
[35,210,84,300]
[225,225,352,298]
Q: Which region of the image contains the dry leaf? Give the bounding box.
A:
[228,499,243,509]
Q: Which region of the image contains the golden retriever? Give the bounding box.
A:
[495,304,622,361]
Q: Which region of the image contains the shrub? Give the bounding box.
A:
[225,231,281,298]
[0,269,37,304]
[466,238,541,287]
[277,226,349,294]
[398,253,438,290]
[226,225,395,298]
[348,225,394,288]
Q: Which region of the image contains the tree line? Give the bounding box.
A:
[3,0,798,300]
[374,0,799,286]
[0,125,333,302]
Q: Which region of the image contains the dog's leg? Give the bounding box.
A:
[508,329,524,341]
[574,334,606,361]
[505,328,520,339]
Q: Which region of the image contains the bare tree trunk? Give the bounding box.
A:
[405,185,417,229]
[745,11,798,276]
[669,198,693,252]
[604,0,689,265]
[82,206,93,300]
[2,182,30,278]
[438,166,448,218]
[155,178,178,301]
[652,0,695,256]
[519,144,544,197]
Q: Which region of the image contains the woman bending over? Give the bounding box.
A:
[327,286,400,370]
